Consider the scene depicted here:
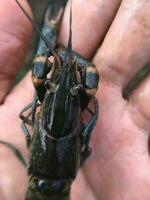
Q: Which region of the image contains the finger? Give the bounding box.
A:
[128,74,150,132]
[59,0,122,58]
[0,0,32,102]
[94,0,150,89]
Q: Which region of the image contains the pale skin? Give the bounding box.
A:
[0,0,150,199]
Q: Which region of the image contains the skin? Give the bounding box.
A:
[0,0,150,199]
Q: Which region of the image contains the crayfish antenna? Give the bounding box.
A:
[0,140,27,167]
[15,0,55,54]
[63,0,73,68]
[68,0,72,52]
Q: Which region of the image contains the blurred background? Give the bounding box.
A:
[16,0,150,98]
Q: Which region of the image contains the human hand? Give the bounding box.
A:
[0,0,150,200]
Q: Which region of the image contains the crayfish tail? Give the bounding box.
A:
[25,177,72,200]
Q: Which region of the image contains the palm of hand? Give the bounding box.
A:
[0,1,150,200]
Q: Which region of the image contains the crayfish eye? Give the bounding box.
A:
[70,87,78,96]
[44,80,57,93]
[70,84,83,96]
[44,80,51,90]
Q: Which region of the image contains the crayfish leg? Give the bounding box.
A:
[0,140,27,167]
[80,97,99,166]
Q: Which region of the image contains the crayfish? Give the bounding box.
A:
[0,0,99,199]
